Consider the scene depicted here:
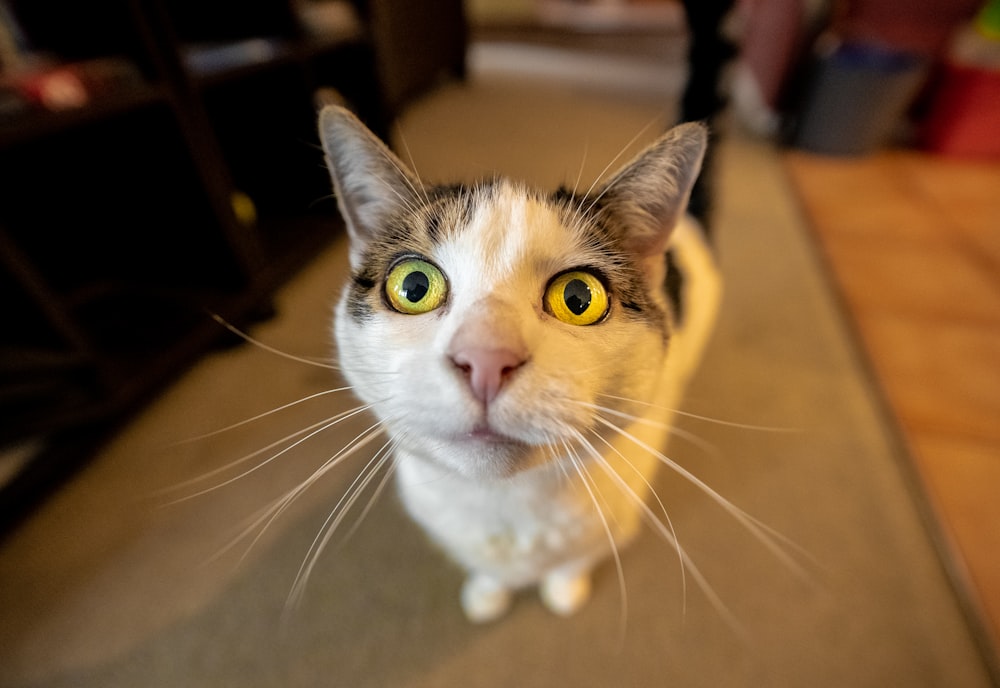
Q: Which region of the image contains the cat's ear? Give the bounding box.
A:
[597,122,707,259]
[318,106,423,268]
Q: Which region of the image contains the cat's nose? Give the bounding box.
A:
[450,347,527,404]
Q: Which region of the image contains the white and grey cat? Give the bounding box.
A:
[318,105,722,623]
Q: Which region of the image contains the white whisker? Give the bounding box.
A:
[545,437,575,486]
[559,436,629,641]
[209,422,387,570]
[286,432,397,612]
[660,425,721,460]
[174,388,355,446]
[592,416,811,579]
[337,444,399,545]
[210,313,339,370]
[579,115,663,215]
[570,139,589,198]
[336,364,402,378]
[575,400,721,459]
[201,492,299,568]
[570,428,750,637]
[374,172,423,217]
[391,123,431,206]
[163,403,377,503]
[578,427,688,612]
[597,393,800,433]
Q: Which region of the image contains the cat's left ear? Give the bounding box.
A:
[318,106,423,269]
[597,122,707,259]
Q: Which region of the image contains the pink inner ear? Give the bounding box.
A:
[626,211,682,260]
[598,123,706,262]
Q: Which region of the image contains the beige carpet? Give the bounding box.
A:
[0,43,993,687]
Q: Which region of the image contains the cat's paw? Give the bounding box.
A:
[461,574,513,623]
[540,570,592,616]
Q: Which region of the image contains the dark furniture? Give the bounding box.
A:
[0,0,466,528]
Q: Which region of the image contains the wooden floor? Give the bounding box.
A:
[785,148,1000,654]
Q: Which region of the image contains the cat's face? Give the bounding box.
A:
[320,107,705,480]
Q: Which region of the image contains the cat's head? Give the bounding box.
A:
[319,106,705,480]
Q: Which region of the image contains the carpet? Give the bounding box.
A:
[0,43,993,688]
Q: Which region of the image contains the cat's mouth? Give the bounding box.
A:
[444,422,547,479]
[462,423,526,446]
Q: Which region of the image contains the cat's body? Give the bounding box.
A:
[319,106,721,621]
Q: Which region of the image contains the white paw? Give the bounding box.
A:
[461,574,513,623]
[540,570,592,616]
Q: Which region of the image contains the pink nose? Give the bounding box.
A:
[450,347,527,404]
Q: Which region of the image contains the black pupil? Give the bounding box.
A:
[402,271,430,303]
[563,279,592,316]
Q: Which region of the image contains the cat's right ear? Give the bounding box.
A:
[318,106,422,268]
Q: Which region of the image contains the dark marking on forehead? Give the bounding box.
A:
[425,208,443,242]
[550,186,623,255]
[345,178,671,335]
[547,187,668,333]
[344,182,484,323]
[422,183,478,244]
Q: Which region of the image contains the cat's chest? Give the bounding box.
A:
[394,452,600,569]
[476,509,585,564]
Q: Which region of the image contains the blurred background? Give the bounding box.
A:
[1,1,998,686]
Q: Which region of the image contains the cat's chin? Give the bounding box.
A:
[431,432,550,482]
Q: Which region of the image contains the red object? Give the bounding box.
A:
[17,67,89,110]
[921,61,1000,158]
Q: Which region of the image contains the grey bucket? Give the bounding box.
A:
[793,41,927,155]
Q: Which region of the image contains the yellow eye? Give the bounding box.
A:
[544,270,609,326]
[385,258,448,314]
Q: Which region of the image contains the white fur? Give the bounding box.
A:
[335,195,720,620]
[320,105,719,621]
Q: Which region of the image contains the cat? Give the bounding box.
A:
[318,105,723,623]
